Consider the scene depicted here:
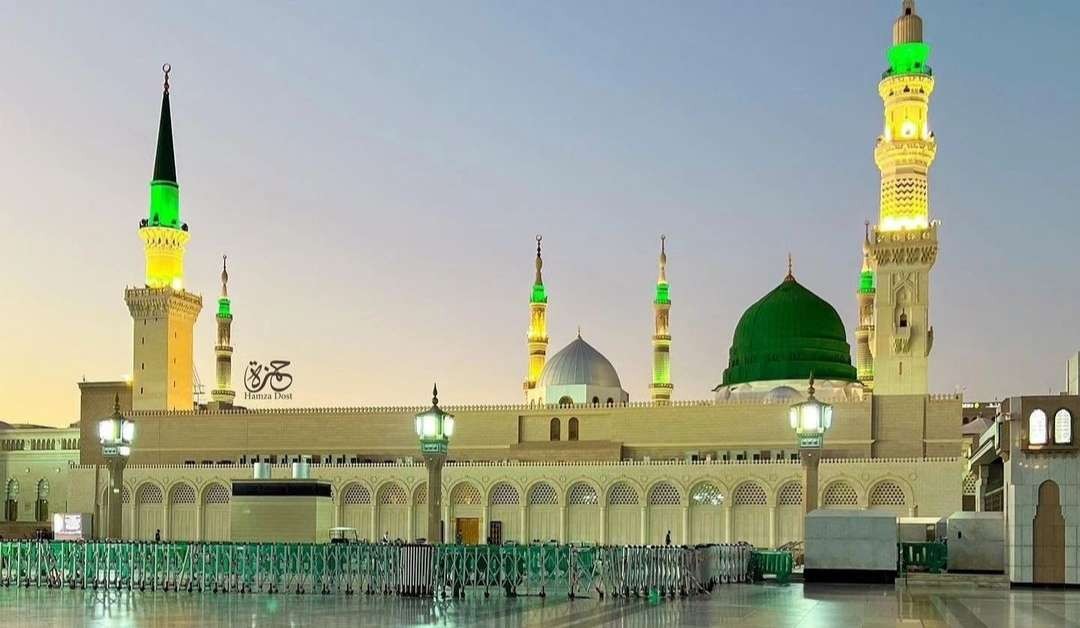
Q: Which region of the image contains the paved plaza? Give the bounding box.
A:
[3,583,1079,627]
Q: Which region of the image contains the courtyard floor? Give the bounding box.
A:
[1,582,1079,627]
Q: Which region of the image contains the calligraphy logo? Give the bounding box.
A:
[244,360,294,400]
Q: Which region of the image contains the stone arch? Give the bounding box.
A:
[3,478,17,522]
[411,482,428,542]
[731,481,770,548]
[646,480,684,545]
[606,481,643,545]
[167,481,197,541]
[775,481,804,546]
[34,479,49,523]
[488,482,522,543]
[821,479,860,508]
[450,481,483,506]
[566,480,602,542]
[868,478,910,518]
[134,481,164,541]
[340,482,374,541]
[525,481,560,543]
[688,481,725,545]
[375,481,409,542]
[201,481,230,541]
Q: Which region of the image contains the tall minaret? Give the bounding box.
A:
[125,65,203,411]
[210,256,235,406]
[650,235,673,403]
[523,235,549,400]
[867,1,938,395]
[854,222,876,388]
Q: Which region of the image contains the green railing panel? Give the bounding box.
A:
[898,542,947,574]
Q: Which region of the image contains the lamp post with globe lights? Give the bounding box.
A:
[415,384,454,543]
[788,376,832,514]
[98,395,135,539]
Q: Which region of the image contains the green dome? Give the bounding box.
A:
[722,275,857,386]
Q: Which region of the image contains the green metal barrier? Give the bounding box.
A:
[749,550,793,585]
[898,542,947,574]
[0,540,751,598]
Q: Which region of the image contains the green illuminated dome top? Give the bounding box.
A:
[721,274,857,386]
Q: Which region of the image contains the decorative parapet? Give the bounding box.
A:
[69,457,958,472]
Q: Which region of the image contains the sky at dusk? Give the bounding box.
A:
[2,1,1079,426]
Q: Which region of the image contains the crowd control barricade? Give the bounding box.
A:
[0,540,752,599]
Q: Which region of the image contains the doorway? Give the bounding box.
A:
[1033,480,1065,584]
[455,518,480,545]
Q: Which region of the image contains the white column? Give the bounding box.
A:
[599,506,607,545]
[559,505,567,543]
[519,505,528,543]
[722,504,732,543]
[681,506,689,545]
[640,507,648,544]
[768,505,777,549]
[481,505,490,544]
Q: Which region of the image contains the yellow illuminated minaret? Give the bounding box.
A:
[210,256,235,407]
[125,65,203,411]
[867,1,938,395]
[854,223,876,388]
[650,236,673,403]
[523,236,549,399]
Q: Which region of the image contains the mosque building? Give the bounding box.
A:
[2,2,968,548]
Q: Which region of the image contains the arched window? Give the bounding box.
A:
[1055,409,1073,444]
[1029,409,1048,445]
[899,313,908,328]
[568,417,579,441]
[606,398,614,406]
[558,396,573,406]
[591,396,599,405]
[550,418,560,441]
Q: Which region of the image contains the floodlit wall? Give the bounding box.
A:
[61,457,962,546]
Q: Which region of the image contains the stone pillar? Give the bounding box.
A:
[519,506,528,543]
[599,506,607,545]
[424,453,445,543]
[769,505,777,549]
[481,505,490,544]
[722,504,732,543]
[681,506,689,545]
[104,456,127,539]
[640,507,648,545]
[801,448,821,514]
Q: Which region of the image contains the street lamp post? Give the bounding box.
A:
[788,377,833,515]
[98,394,134,539]
[415,384,454,544]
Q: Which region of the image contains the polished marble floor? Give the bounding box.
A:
[2,583,1079,627]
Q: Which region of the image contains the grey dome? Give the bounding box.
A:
[538,336,622,388]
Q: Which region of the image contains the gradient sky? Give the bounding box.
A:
[2,1,1079,426]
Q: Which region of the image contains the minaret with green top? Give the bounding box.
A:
[650,235,673,403]
[523,235,549,398]
[211,255,235,406]
[125,65,203,411]
[855,222,876,387]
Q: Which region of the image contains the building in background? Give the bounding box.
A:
[4,2,972,549]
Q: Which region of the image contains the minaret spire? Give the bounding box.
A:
[650,235,673,404]
[211,254,235,407]
[126,65,202,411]
[524,235,550,401]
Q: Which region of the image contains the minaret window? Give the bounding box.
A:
[1029,409,1048,445]
[1054,409,1072,444]
[899,313,908,328]
[549,418,560,441]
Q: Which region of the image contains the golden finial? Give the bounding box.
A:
[658,235,668,283]
[534,234,543,284]
[162,63,171,94]
[432,383,439,406]
[220,255,229,297]
[786,253,794,281]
